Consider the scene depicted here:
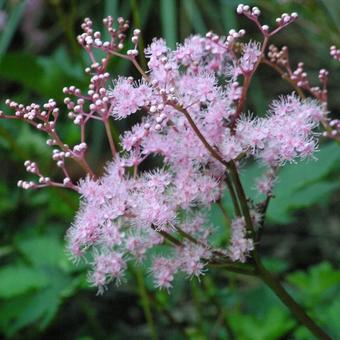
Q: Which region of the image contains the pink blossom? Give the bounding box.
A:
[109,78,152,119]
[239,41,261,74]
[228,218,254,262]
[152,257,177,289]
[89,251,126,291]
[177,244,211,278]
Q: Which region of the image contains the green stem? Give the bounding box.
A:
[225,174,242,217]
[209,262,256,276]
[255,262,331,340]
[135,268,159,340]
[225,163,331,339]
[103,119,117,157]
[151,225,182,246]
[227,161,254,237]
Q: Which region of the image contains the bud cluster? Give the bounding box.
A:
[330,45,340,61]
[78,16,129,54]
[237,4,298,36]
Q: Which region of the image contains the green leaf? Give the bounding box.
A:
[8,288,60,334]
[183,0,207,34]
[207,203,230,246]
[287,262,340,298]
[160,0,177,48]
[0,53,85,100]
[52,47,84,80]
[324,298,340,337]
[229,308,295,340]
[17,236,65,268]
[0,180,18,213]
[240,143,340,223]
[0,265,48,298]
[0,53,43,92]
[219,0,238,30]
[272,143,340,194]
[0,1,27,55]
[268,181,340,223]
[262,257,289,274]
[16,124,49,157]
[1,268,74,336]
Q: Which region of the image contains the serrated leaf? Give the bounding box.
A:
[229,308,295,340]
[8,287,60,334]
[287,262,340,297]
[0,267,78,336]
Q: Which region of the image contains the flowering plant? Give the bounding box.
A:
[1,4,339,339]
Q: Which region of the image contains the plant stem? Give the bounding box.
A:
[255,261,331,340]
[151,225,182,246]
[103,119,117,157]
[224,161,331,339]
[225,175,242,217]
[209,262,256,276]
[173,103,227,167]
[227,161,254,237]
[135,268,159,340]
[230,36,269,130]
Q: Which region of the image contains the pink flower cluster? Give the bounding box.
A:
[228,218,254,262]
[236,95,323,165]
[0,4,329,292]
[68,156,218,290]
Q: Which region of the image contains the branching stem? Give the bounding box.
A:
[255,261,331,340]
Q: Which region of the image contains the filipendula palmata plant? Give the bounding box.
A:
[2,4,340,339]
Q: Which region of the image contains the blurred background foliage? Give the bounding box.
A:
[0,0,340,339]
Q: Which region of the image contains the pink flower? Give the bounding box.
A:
[239,41,261,74]
[228,218,254,262]
[109,78,153,119]
[152,257,177,289]
[89,251,126,292]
